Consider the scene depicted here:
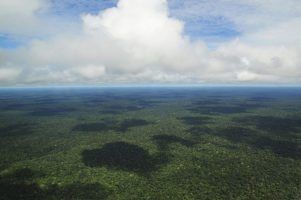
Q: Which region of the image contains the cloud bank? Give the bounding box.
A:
[0,0,301,85]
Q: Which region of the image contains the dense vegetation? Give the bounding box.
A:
[0,87,300,199]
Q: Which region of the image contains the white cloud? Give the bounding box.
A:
[0,0,79,37]
[0,0,46,35]
[0,0,301,85]
[242,18,301,47]
[0,67,21,82]
[74,65,106,80]
[236,71,258,81]
[2,0,207,82]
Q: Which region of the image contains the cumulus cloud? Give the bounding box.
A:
[0,0,46,35]
[0,67,21,83]
[0,0,79,38]
[0,0,301,85]
[74,65,106,80]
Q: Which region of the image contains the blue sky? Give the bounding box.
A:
[0,0,301,85]
[0,34,20,49]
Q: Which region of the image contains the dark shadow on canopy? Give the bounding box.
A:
[195,125,301,160]
[82,142,168,175]
[179,116,211,126]
[234,116,301,134]
[0,168,110,200]
[73,119,150,133]
[0,123,35,137]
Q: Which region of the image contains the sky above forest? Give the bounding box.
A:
[0,0,301,86]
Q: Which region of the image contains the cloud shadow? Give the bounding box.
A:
[73,119,150,133]
[82,142,168,175]
[190,125,301,160]
[179,116,211,126]
[0,168,109,200]
[0,123,35,137]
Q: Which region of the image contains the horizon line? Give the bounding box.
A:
[1,83,301,89]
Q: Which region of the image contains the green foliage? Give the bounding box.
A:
[0,88,301,199]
